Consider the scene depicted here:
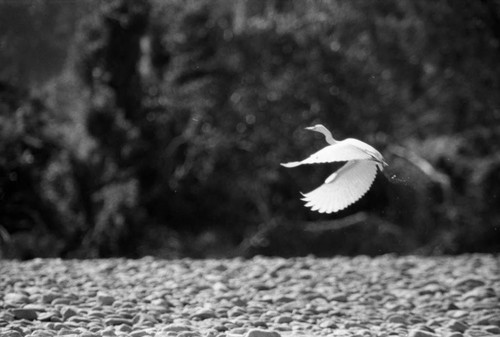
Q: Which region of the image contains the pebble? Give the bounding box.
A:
[191,309,216,320]
[274,316,293,324]
[161,324,193,332]
[97,294,116,306]
[444,332,463,337]
[4,293,30,305]
[319,320,337,329]
[386,314,406,324]
[177,332,202,337]
[474,314,499,326]
[52,298,71,305]
[329,293,348,302]
[31,330,56,337]
[446,320,468,332]
[228,328,248,334]
[453,278,485,290]
[2,331,23,337]
[245,329,281,337]
[0,256,497,337]
[12,308,38,320]
[42,293,60,304]
[408,329,439,337]
[60,307,78,320]
[483,325,500,334]
[104,317,134,326]
[130,329,152,337]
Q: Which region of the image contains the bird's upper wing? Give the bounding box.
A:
[301,160,379,213]
[281,142,374,168]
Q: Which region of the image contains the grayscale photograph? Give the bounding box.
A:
[0,1,499,337]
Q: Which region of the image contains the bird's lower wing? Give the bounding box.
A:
[281,142,373,168]
[301,160,379,213]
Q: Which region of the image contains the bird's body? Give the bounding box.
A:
[281,124,387,213]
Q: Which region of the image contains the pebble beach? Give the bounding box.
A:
[1,255,499,337]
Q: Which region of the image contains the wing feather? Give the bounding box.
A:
[301,160,378,213]
[281,142,374,168]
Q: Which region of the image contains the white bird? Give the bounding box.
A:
[281,124,387,213]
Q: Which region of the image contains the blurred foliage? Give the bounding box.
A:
[1,0,499,258]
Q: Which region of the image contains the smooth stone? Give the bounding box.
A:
[214,325,228,332]
[387,314,407,324]
[12,308,38,321]
[161,324,193,332]
[213,282,229,292]
[461,287,495,300]
[104,317,134,326]
[275,316,293,324]
[101,326,117,336]
[177,332,202,337]
[52,298,71,305]
[102,330,117,336]
[448,311,469,319]
[453,278,485,290]
[483,326,500,334]
[57,328,81,335]
[116,324,133,332]
[4,293,30,304]
[88,311,106,318]
[133,313,158,325]
[490,318,500,327]
[464,328,492,337]
[60,307,77,320]
[67,315,91,323]
[319,320,338,329]
[229,328,248,334]
[329,293,348,302]
[191,309,216,320]
[444,332,463,337]
[273,296,295,304]
[446,320,469,332]
[30,330,56,337]
[23,304,47,311]
[444,302,460,311]
[227,308,246,318]
[474,314,500,326]
[408,329,439,337]
[2,331,23,337]
[130,329,153,337]
[41,293,61,304]
[97,294,116,306]
[245,329,281,337]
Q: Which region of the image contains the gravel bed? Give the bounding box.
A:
[0,255,499,337]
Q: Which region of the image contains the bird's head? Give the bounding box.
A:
[305,124,336,144]
[305,124,328,133]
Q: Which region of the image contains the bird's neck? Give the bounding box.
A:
[322,131,337,145]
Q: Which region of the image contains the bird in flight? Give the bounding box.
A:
[281,124,387,213]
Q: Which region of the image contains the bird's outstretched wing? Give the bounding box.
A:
[301,160,379,213]
[281,142,374,168]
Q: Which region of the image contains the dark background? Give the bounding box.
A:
[1,0,499,259]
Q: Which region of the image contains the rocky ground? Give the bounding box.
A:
[0,255,499,337]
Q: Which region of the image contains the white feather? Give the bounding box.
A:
[301,161,378,213]
[281,141,374,168]
[282,124,387,214]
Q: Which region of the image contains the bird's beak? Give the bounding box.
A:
[305,126,314,130]
[382,160,389,167]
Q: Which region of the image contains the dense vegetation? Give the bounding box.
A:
[1,0,499,259]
